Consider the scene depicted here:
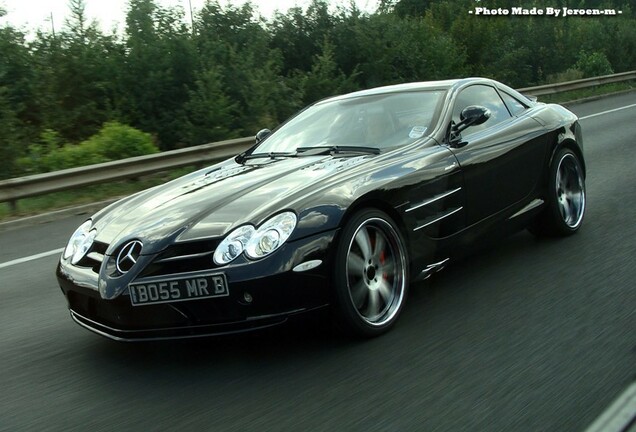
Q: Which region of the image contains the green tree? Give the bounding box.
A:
[54,0,114,140]
[122,0,195,149]
[351,13,467,87]
[597,5,635,73]
[25,0,125,143]
[184,66,237,145]
[0,23,38,140]
[296,37,359,105]
[379,0,431,17]
[271,0,335,75]
[231,47,302,132]
[194,1,301,134]
[0,84,22,179]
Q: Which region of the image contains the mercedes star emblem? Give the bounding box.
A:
[116,240,143,274]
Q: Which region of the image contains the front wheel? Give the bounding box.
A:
[332,209,409,337]
[531,148,586,237]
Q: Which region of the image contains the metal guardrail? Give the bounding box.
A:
[1,70,634,212]
[0,137,252,211]
[517,70,636,96]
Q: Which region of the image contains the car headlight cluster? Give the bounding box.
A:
[63,220,97,264]
[213,212,297,265]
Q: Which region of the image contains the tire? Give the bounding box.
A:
[332,208,409,337]
[530,148,586,237]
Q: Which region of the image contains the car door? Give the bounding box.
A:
[447,84,549,226]
[380,91,466,242]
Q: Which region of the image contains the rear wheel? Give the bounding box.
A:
[332,209,409,337]
[531,148,586,236]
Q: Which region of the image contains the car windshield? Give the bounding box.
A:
[253,90,446,154]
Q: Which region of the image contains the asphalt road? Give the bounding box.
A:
[1,93,635,432]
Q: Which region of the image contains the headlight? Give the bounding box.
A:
[245,212,297,259]
[213,212,297,265]
[213,225,255,265]
[63,220,97,264]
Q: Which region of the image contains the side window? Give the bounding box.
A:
[452,85,511,134]
[500,91,528,116]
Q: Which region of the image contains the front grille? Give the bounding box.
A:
[74,239,224,278]
[138,239,222,278]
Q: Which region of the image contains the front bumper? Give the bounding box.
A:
[57,230,336,341]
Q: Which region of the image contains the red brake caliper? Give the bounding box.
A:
[380,250,388,280]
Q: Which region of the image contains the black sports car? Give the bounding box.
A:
[57,78,586,340]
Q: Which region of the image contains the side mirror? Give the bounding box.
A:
[459,105,491,127]
[255,128,271,144]
[448,106,491,148]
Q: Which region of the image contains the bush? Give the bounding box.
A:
[575,51,614,78]
[546,68,584,84]
[83,122,159,160]
[17,122,158,175]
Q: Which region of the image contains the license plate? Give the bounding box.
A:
[129,273,229,306]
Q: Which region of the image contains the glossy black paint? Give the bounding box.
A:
[57,78,584,340]
[58,230,336,340]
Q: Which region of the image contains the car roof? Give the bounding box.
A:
[324,78,489,102]
[317,78,535,109]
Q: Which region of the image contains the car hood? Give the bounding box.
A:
[93,154,375,255]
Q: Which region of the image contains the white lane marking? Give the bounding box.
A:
[0,248,64,270]
[579,103,636,120]
[584,382,636,432]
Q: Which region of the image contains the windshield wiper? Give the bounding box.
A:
[236,146,380,163]
[240,151,298,161]
[296,146,381,155]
